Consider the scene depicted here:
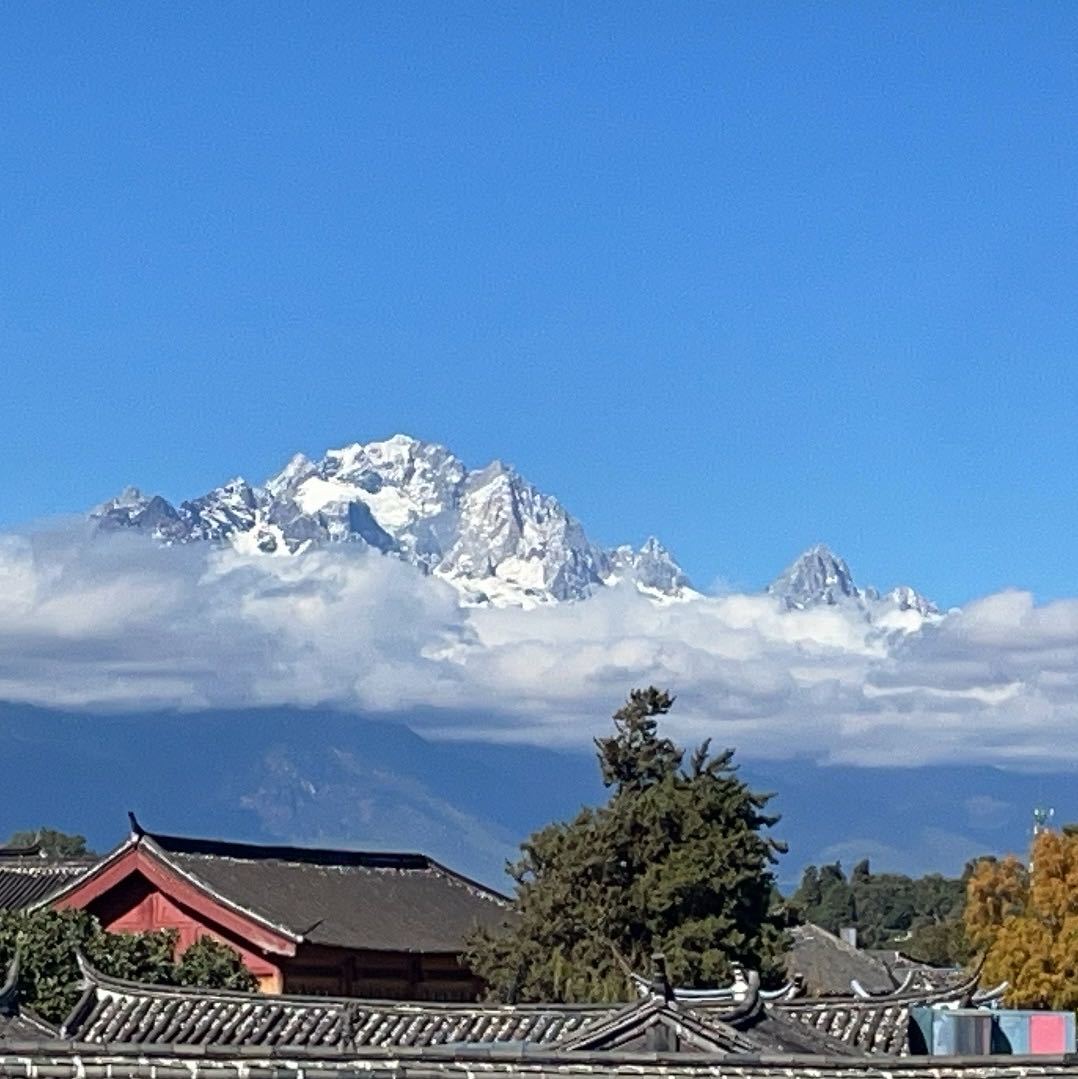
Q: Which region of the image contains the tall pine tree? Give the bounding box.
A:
[466,688,788,1002]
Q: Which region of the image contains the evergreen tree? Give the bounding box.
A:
[815,863,857,934]
[790,859,968,960]
[6,828,92,858]
[793,865,822,913]
[175,936,258,990]
[466,688,788,1002]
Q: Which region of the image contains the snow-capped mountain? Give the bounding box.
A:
[608,537,693,598]
[767,543,939,619]
[93,439,938,620]
[93,434,695,607]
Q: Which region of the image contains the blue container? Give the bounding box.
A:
[910,1006,1076,1056]
[931,1009,993,1056]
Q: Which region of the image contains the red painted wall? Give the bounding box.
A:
[83,871,281,985]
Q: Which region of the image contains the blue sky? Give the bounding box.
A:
[3,4,1078,609]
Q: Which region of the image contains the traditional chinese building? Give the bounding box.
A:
[41,816,510,1000]
[0,950,1069,1078]
[0,840,96,911]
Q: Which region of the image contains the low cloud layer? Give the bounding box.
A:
[2,526,1077,769]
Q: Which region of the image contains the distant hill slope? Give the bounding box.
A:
[0,702,1061,888]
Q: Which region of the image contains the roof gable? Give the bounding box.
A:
[44,837,301,955]
[45,820,510,955]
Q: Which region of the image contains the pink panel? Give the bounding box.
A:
[1030,1013,1066,1055]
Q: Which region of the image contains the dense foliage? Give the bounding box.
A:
[466,688,789,1002]
[0,909,256,1022]
[790,859,969,964]
[965,829,1078,1010]
[5,828,93,857]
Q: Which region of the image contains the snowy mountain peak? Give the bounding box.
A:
[886,584,940,617]
[90,434,690,608]
[106,485,148,510]
[265,453,316,498]
[768,544,859,609]
[609,537,695,598]
[767,544,938,623]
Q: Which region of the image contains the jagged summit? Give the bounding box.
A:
[767,544,859,609]
[609,537,693,598]
[92,435,692,608]
[92,440,939,621]
[767,543,938,620]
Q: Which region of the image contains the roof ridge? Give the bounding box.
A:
[556,995,761,1054]
[415,854,512,905]
[149,832,435,867]
[72,950,357,1007]
[0,843,42,858]
[72,953,620,1015]
[129,815,441,869]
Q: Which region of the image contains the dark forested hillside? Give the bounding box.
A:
[789,859,971,965]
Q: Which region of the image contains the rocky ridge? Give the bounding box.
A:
[766,543,939,619]
[93,434,693,607]
[93,436,938,620]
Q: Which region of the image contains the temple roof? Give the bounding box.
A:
[43,816,511,954]
[0,842,45,859]
[53,954,975,1058]
[61,961,614,1048]
[765,964,995,1056]
[0,848,97,911]
[784,923,898,996]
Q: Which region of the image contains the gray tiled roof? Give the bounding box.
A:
[46,823,512,954]
[0,843,96,911]
[59,960,945,1057]
[350,1000,610,1047]
[66,984,352,1048]
[784,924,897,996]
[0,863,94,911]
[158,843,509,952]
[61,963,614,1049]
[766,969,985,1056]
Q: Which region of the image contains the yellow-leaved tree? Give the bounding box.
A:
[965,829,1078,1009]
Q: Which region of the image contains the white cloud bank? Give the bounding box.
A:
[1,526,1076,769]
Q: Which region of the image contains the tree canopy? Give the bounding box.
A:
[466,688,789,1002]
[0,909,256,1022]
[965,829,1078,1009]
[790,859,969,965]
[5,828,93,858]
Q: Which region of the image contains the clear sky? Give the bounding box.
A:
[3,3,1077,609]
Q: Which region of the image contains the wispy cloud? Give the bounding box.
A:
[2,525,1078,770]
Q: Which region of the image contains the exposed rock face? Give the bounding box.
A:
[92,434,691,608]
[767,543,939,620]
[767,544,862,609]
[94,439,939,621]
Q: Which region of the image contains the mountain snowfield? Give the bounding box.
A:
[92,433,936,621]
